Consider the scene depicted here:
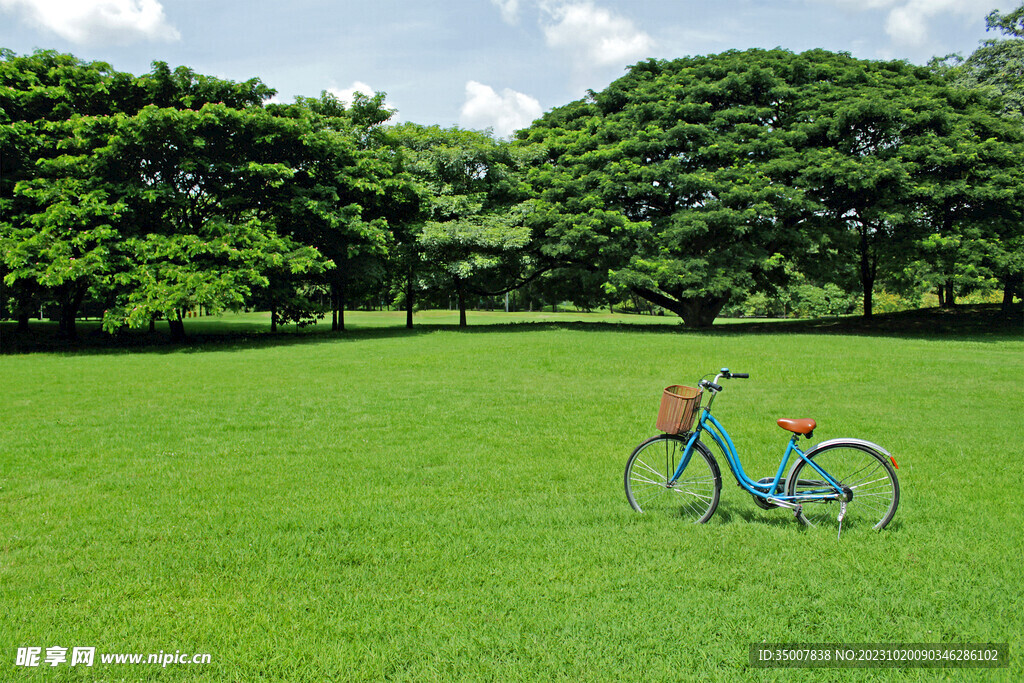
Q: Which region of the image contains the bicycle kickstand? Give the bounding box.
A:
[837,500,848,540]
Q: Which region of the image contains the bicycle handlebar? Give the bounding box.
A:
[717,368,749,380]
[700,369,749,392]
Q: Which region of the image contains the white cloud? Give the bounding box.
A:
[490,0,521,24]
[886,0,996,45]
[885,3,931,45]
[328,81,376,107]
[460,80,542,137]
[0,0,180,45]
[818,0,1001,46]
[540,1,655,68]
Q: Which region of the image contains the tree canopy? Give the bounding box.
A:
[3,31,1022,338]
[391,123,532,327]
[1,51,399,338]
[518,48,1023,325]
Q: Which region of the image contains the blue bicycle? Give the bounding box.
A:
[624,369,900,532]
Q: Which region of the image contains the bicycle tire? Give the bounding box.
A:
[624,434,721,523]
[785,441,899,530]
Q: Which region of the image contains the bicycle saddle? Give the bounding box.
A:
[777,418,816,435]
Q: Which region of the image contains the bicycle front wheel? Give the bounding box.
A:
[624,434,721,523]
[785,442,899,530]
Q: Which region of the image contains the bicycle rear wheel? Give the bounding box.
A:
[785,442,899,530]
[624,434,721,523]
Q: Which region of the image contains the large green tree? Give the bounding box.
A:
[940,4,1024,309]
[0,50,138,336]
[519,50,823,327]
[94,104,331,339]
[267,91,399,332]
[785,55,1002,317]
[1,50,283,339]
[905,97,1023,308]
[521,48,1022,324]
[392,124,532,327]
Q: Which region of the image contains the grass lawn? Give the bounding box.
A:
[2,309,1022,680]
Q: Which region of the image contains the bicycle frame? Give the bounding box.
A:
[670,404,845,506]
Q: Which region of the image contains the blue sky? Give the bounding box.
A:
[1,1,1017,136]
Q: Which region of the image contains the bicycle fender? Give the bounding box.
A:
[806,437,894,461]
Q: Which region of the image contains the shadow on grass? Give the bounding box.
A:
[714,500,907,534]
[2,305,1020,355]
[713,500,797,528]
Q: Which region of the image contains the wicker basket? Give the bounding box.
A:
[655,385,703,434]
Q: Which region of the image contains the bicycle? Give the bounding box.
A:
[624,369,900,535]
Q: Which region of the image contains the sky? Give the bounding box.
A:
[1,0,1018,136]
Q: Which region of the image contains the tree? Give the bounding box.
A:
[791,53,1023,317]
[519,50,820,327]
[93,104,330,339]
[4,171,124,339]
[1,51,286,338]
[787,57,950,317]
[907,101,1023,308]
[113,218,325,339]
[392,124,532,327]
[940,4,1024,310]
[271,92,398,331]
[1,50,139,337]
[521,49,1022,325]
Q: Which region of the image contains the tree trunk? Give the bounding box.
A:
[681,297,729,327]
[631,286,728,328]
[455,277,468,328]
[1002,273,1021,313]
[168,311,186,342]
[58,284,87,340]
[9,282,32,332]
[936,285,946,308]
[270,301,278,333]
[943,280,956,309]
[63,314,77,340]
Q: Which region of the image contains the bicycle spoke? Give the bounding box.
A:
[630,475,669,488]
[625,435,720,523]
[633,459,667,480]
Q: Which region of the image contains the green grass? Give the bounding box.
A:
[1,311,1022,680]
